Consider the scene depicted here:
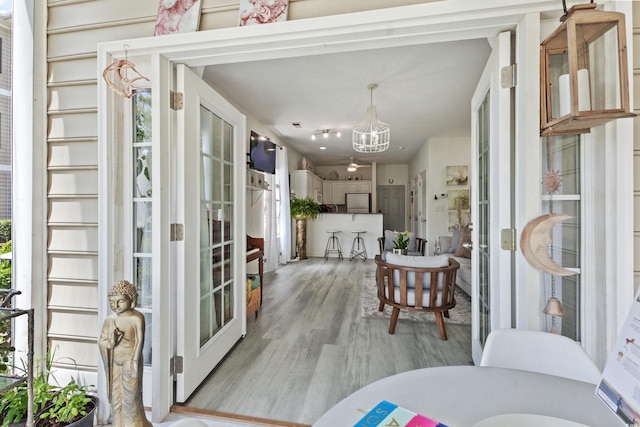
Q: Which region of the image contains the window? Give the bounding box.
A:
[132,89,153,365]
[541,135,581,340]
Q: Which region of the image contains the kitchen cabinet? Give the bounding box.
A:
[345,180,371,194]
[322,181,346,205]
[323,180,371,204]
[292,170,323,203]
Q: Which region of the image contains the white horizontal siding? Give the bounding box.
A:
[48,169,98,196]
[49,113,97,139]
[0,171,10,219]
[48,56,98,84]
[48,23,155,59]
[48,226,99,253]
[0,24,11,88]
[49,254,98,282]
[49,281,99,310]
[49,84,97,112]
[48,339,98,371]
[48,198,98,224]
[49,140,99,168]
[48,310,98,339]
[46,1,111,375]
[48,0,158,30]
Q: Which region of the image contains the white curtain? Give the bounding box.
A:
[276,147,291,264]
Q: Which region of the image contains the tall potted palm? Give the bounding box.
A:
[290,197,320,260]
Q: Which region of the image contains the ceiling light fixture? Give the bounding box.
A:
[311,129,341,140]
[347,165,357,172]
[353,83,390,153]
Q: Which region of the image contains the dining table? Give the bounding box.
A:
[312,365,620,426]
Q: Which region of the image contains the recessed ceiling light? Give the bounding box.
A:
[319,146,327,150]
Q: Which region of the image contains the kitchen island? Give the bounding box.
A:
[304,213,383,259]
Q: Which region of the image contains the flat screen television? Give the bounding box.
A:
[248,131,276,174]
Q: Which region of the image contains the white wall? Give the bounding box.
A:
[425,137,470,253]
[245,117,272,239]
[409,137,470,253]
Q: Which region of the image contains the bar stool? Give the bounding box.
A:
[349,231,367,261]
[324,230,343,260]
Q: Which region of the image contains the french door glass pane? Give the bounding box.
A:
[541,135,581,340]
[132,89,153,366]
[199,105,235,347]
[478,91,490,346]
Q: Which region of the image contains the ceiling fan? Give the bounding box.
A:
[339,157,371,172]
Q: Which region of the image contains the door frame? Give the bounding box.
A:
[419,170,428,241]
[97,1,605,422]
[470,30,514,364]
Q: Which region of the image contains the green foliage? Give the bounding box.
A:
[134,89,152,143]
[0,335,13,376]
[0,241,13,375]
[0,221,10,245]
[0,354,56,426]
[393,231,410,249]
[38,380,92,425]
[290,197,320,221]
[0,241,12,290]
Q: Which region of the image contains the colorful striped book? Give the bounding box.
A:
[354,400,448,427]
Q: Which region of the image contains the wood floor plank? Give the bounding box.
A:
[182,258,472,425]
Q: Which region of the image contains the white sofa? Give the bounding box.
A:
[436,235,471,297]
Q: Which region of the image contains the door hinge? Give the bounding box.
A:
[500,64,517,89]
[170,91,184,110]
[170,355,184,376]
[170,223,184,241]
[501,228,517,251]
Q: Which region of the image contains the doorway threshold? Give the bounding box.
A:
[169,406,311,427]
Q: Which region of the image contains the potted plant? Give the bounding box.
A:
[393,231,410,255]
[36,379,95,427]
[290,196,320,260]
[0,353,56,427]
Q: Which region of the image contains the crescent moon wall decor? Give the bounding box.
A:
[520,213,577,276]
[103,59,150,98]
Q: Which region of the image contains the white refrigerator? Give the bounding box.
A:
[346,193,370,214]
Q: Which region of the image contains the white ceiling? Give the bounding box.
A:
[202,38,491,166]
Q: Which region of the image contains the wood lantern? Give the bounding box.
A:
[540,2,635,136]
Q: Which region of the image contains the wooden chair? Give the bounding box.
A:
[247,235,264,312]
[375,254,459,340]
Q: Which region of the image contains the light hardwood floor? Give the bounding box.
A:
[181,257,472,426]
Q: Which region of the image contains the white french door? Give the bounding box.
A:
[470,31,514,364]
[174,64,247,401]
